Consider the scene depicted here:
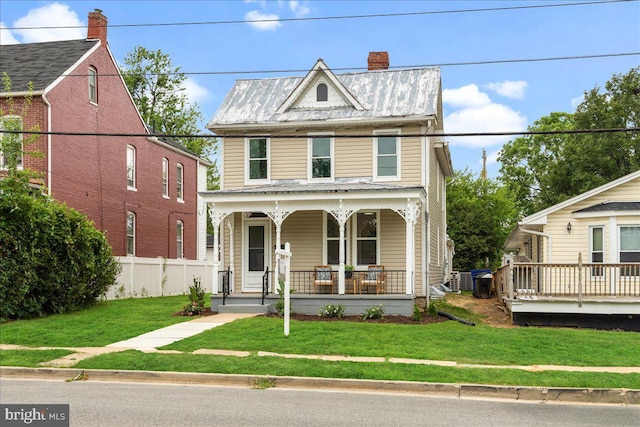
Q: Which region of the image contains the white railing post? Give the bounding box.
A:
[577,253,583,306]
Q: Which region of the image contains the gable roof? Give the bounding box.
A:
[0,40,100,93]
[208,65,441,130]
[573,201,640,214]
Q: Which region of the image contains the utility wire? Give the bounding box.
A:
[5,0,634,30]
[4,127,638,139]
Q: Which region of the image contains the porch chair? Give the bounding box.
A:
[359,265,386,294]
[313,265,334,294]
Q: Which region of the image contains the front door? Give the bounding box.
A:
[244,220,270,292]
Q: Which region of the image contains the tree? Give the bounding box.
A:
[499,67,640,216]
[446,169,517,271]
[120,46,219,189]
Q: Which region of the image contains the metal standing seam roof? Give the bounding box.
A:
[208,67,441,127]
[0,39,99,92]
[201,181,427,196]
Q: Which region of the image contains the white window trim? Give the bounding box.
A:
[162,158,169,198]
[176,220,184,259]
[244,137,270,185]
[88,66,98,104]
[176,163,184,203]
[373,129,401,182]
[323,212,349,267]
[619,225,640,261]
[0,115,24,170]
[352,210,380,268]
[126,145,136,191]
[589,225,605,278]
[126,211,135,256]
[308,132,334,182]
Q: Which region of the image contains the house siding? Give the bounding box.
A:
[427,139,447,285]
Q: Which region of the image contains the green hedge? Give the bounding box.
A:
[0,191,120,321]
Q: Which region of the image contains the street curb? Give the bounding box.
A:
[2,367,638,405]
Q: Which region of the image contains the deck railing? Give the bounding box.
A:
[496,262,640,300]
[263,269,407,295]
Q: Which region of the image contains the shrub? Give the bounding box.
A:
[0,191,120,321]
[412,304,423,321]
[183,277,206,316]
[319,304,345,318]
[362,304,385,320]
[427,302,438,317]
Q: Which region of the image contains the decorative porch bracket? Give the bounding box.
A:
[328,200,356,294]
[265,201,293,294]
[208,204,231,295]
[393,199,421,295]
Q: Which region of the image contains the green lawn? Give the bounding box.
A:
[163,316,640,367]
[0,350,74,367]
[0,296,191,347]
[75,350,640,389]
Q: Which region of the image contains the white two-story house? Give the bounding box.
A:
[202,52,453,315]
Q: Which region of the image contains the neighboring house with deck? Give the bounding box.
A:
[497,169,640,330]
[202,52,454,315]
[0,9,211,264]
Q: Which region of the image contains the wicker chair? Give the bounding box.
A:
[313,265,334,294]
[359,265,386,294]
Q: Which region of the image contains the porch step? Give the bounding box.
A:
[217,303,270,314]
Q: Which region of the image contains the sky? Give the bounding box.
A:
[1,0,638,178]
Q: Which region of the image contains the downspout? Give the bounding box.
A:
[519,228,552,263]
[42,92,52,195]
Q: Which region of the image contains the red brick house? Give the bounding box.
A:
[0,10,211,260]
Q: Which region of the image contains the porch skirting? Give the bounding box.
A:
[212,294,415,316]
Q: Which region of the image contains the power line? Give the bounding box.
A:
[5,0,633,30]
[4,127,638,139]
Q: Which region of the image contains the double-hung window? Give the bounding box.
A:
[374,130,400,180]
[620,226,640,276]
[126,212,135,256]
[162,158,169,198]
[176,221,184,259]
[309,134,333,180]
[88,66,97,103]
[325,214,340,265]
[247,137,269,182]
[0,116,23,170]
[126,145,136,189]
[590,226,604,276]
[355,211,378,265]
[176,163,184,202]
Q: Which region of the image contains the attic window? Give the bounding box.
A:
[316,83,328,102]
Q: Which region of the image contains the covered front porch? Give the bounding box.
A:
[201,182,427,314]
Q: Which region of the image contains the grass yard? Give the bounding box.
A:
[163,316,640,367]
[75,350,640,390]
[0,296,190,347]
[0,350,74,367]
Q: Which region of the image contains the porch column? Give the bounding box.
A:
[266,201,293,294]
[395,200,421,295]
[226,216,234,283]
[329,200,356,295]
[208,204,230,295]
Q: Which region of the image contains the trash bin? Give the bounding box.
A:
[475,273,493,299]
[470,269,491,298]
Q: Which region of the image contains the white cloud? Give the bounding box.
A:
[182,78,210,104]
[443,84,491,109]
[571,94,584,109]
[485,149,501,166]
[245,10,282,31]
[444,85,527,148]
[289,1,310,17]
[12,3,84,43]
[485,80,528,99]
[0,23,20,45]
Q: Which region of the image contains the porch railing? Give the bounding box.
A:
[220,267,231,305]
[263,269,407,295]
[496,262,640,300]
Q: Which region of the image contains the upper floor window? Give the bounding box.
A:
[247,137,269,182]
[355,211,378,265]
[176,220,184,259]
[176,163,184,201]
[316,83,328,102]
[309,135,333,180]
[126,145,136,189]
[88,66,97,103]
[374,130,400,180]
[126,211,136,256]
[162,158,169,198]
[0,115,23,170]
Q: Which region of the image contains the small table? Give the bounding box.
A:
[345,276,358,294]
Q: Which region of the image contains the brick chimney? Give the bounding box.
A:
[87,9,108,45]
[368,51,389,71]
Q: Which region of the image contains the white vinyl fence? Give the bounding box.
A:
[106,257,215,299]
